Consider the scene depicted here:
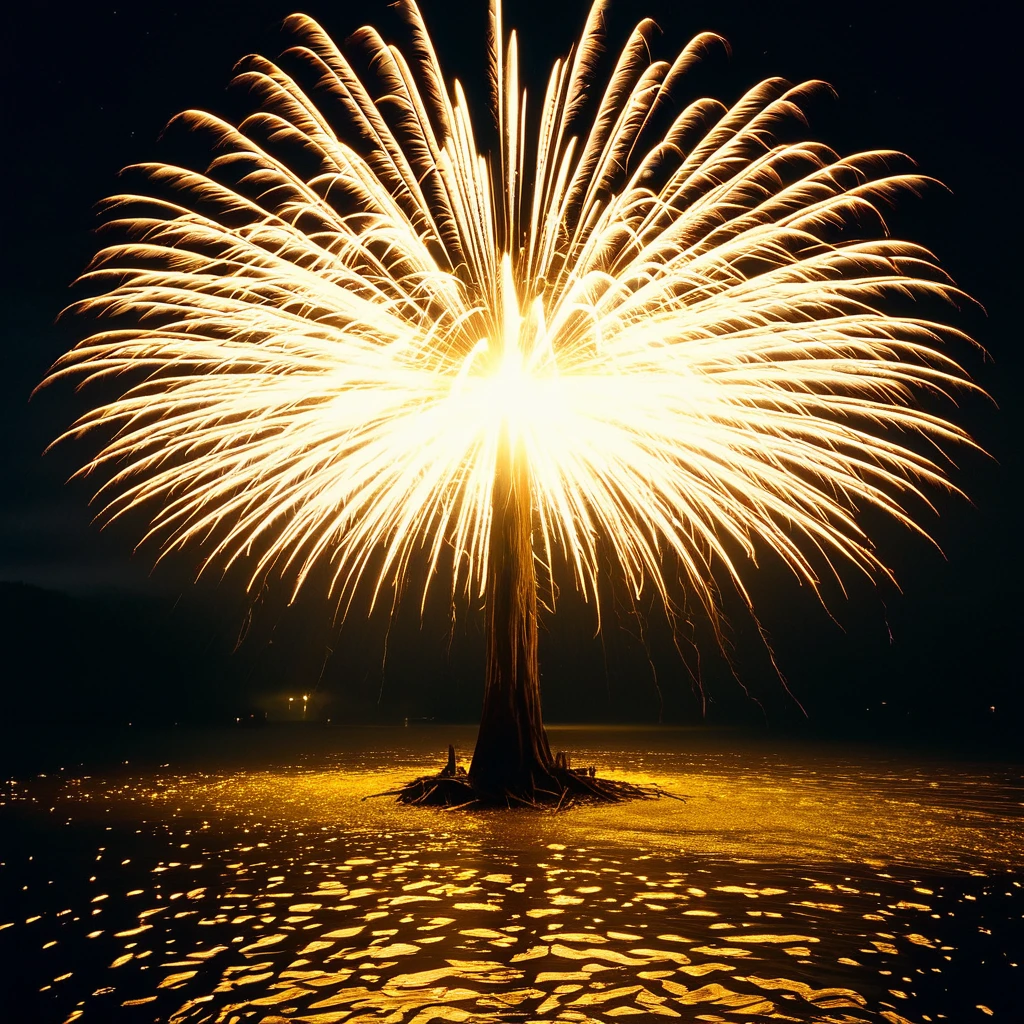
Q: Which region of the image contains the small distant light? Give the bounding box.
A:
[990,706,996,712]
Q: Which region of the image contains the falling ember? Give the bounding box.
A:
[43,1,981,800]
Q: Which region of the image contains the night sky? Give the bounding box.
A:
[0,1,1018,739]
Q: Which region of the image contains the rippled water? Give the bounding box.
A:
[1,726,1021,1022]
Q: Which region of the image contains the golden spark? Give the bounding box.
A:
[47,0,980,664]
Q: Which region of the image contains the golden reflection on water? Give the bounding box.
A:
[1,735,1021,1022]
[129,752,1023,869]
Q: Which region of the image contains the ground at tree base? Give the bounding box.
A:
[372,746,678,810]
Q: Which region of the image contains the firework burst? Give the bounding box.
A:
[45,0,980,798]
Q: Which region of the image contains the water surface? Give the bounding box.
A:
[2,726,1021,1022]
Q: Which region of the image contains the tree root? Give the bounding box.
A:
[366,746,682,809]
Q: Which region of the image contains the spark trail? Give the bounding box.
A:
[46,0,981,801]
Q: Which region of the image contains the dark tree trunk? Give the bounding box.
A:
[389,430,659,806]
[468,430,557,798]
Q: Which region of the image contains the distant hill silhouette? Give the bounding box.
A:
[1,571,1016,745]
[0,580,479,727]
[0,581,251,724]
